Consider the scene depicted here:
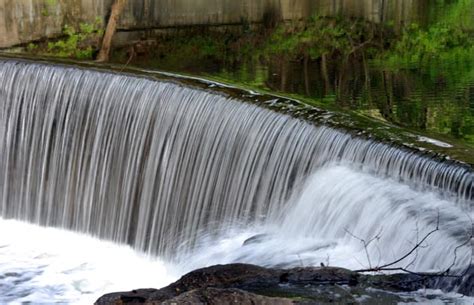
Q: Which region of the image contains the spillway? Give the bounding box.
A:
[0,59,472,302]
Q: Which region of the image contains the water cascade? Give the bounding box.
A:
[0,60,473,299]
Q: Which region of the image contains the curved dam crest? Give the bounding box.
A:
[0,60,473,296]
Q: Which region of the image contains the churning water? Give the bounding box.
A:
[0,60,473,303]
[0,219,176,304]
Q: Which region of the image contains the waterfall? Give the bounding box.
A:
[179,165,472,274]
[0,60,472,275]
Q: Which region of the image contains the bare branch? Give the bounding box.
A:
[345,227,383,270]
[351,210,473,279]
[405,219,421,270]
[368,212,440,271]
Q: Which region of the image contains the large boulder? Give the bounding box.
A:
[95,263,468,305]
[95,264,280,304]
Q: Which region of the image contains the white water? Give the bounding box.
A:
[178,165,473,274]
[0,219,177,304]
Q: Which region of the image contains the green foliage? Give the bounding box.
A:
[26,43,38,52]
[385,22,473,65]
[139,28,260,70]
[261,3,473,68]
[381,0,474,67]
[261,16,384,61]
[437,0,474,30]
[47,19,103,59]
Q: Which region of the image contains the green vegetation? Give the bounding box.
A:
[118,28,261,73]
[262,13,473,69]
[262,16,387,62]
[384,0,474,67]
[46,19,103,59]
[437,0,474,29]
[26,43,38,52]
[385,21,473,66]
[24,18,104,59]
[258,0,474,68]
[28,0,473,69]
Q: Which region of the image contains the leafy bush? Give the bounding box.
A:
[386,22,473,64]
[262,16,385,61]
[382,0,474,67]
[47,18,103,59]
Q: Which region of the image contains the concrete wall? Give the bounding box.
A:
[0,0,423,48]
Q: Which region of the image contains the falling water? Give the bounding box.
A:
[180,165,473,272]
[0,60,473,302]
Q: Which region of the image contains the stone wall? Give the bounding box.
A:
[0,0,422,48]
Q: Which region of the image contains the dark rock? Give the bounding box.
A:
[95,289,158,305]
[432,265,474,296]
[162,287,294,305]
[96,264,280,304]
[457,267,474,296]
[157,263,279,298]
[242,234,271,246]
[95,263,462,305]
[362,273,430,292]
[283,267,359,286]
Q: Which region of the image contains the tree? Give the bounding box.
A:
[96,0,127,62]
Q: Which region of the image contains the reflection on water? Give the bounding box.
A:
[135,55,474,148]
[226,57,474,146]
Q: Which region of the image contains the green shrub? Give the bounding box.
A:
[261,16,384,61]
[384,22,473,66]
[47,18,103,59]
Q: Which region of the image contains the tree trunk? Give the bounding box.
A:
[303,55,310,96]
[321,53,331,95]
[96,0,127,62]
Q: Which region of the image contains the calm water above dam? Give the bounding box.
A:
[129,54,474,152]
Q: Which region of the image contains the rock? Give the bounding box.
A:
[242,234,271,246]
[362,273,430,292]
[158,263,279,297]
[96,264,280,304]
[431,265,474,296]
[95,289,158,305]
[457,268,474,296]
[95,263,463,305]
[282,267,359,286]
[162,287,294,305]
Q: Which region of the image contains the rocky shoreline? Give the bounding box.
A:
[94,263,473,304]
